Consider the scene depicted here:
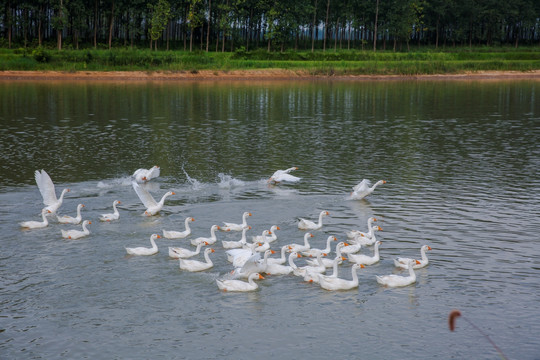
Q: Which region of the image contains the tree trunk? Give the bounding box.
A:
[435,16,439,48]
[323,0,330,52]
[206,0,211,52]
[311,0,317,52]
[200,25,204,50]
[189,26,193,52]
[348,23,351,49]
[334,21,338,51]
[167,21,170,50]
[5,0,11,49]
[108,0,115,49]
[373,0,379,51]
[57,0,63,51]
[38,4,43,46]
[93,0,98,48]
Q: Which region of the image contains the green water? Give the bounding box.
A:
[1,79,539,359]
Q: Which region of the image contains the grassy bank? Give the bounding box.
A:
[1,47,540,75]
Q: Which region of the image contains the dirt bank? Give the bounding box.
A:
[1,69,540,81]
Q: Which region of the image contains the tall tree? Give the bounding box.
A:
[148,0,171,50]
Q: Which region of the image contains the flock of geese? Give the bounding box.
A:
[21,167,432,292]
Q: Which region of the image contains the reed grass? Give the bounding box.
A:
[1,47,539,75]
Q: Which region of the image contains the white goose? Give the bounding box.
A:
[168,241,208,259]
[216,272,264,292]
[306,241,349,267]
[298,210,329,230]
[61,220,92,240]
[287,233,314,253]
[347,217,378,238]
[226,241,261,266]
[251,229,270,244]
[34,169,70,214]
[348,241,382,266]
[252,225,280,243]
[394,245,432,269]
[222,211,252,231]
[230,250,275,279]
[316,256,347,284]
[163,217,195,239]
[179,248,215,272]
[126,234,161,255]
[132,181,175,216]
[339,236,362,254]
[99,200,121,222]
[268,167,301,183]
[376,259,421,287]
[56,203,85,224]
[267,245,289,265]
[264,252,298,276]
[319,264,364,291]
[287,251,308,277]
[353,226,382,246]
[302,252,329,282]
[222,226,251,249]
[133,165,160,183]
[20,208,51,229]
[301,236,337,257]
[254,235,272,253]
[191,224,221,246]
[350,179,387,200]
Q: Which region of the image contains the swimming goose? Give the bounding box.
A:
[319,264,365,291]
[20,208,51,229]
[394,245,432,269]
[348,241,382,266]
[222,212,252,231]
[191,225,221,246]
[298,211,329,230]
[179,248,215,272]
[61,220,92,240]
[376,259,421,287]
[301,236,337,257]
[222,226,251,249]
[57,203,85,224]
[347,217,378,239]
[216,272,264,292]
[306,242,349,267]
[287,233,314,253]
[99,200,121,222]
[168,241,208,259]
[125,234,160,255]
[163,217,195,239]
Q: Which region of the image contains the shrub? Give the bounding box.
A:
[32,47,50,63]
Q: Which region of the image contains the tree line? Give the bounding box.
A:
[2,0,539,52]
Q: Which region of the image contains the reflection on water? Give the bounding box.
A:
[0,79,539,359]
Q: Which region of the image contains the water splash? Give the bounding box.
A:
[181,165,203,191]
[217,173,246,189]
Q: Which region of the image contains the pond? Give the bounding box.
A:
[1,78,539,359]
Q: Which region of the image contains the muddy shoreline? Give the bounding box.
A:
[2,69,540,81]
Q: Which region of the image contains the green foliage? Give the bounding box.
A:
[148,0,171,42]
[1,47,538,74]
[32,47,51,63]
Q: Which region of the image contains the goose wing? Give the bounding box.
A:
[35,169,58,205]
[132,181,158,208]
